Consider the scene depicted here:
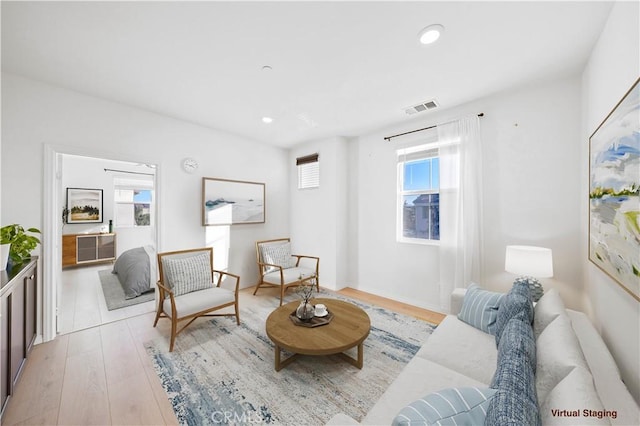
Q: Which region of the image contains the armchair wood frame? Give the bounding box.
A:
[153,247,240,352]
[253,238,320,306]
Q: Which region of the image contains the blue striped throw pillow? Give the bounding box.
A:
[393,387,497,426]
[457,284,504,335]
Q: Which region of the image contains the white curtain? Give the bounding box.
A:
[438,115,484,312]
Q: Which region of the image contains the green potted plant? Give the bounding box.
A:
[0,224,41,269]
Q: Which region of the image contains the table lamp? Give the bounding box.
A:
[505,245,553,302]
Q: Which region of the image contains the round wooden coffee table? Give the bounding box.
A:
[265,298,371,371]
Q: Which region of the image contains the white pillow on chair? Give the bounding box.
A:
[260,242,296,272]
[162,252,212,297]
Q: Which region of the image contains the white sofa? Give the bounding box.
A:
[329,288,639,425]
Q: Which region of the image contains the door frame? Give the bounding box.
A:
[42,144,162,341]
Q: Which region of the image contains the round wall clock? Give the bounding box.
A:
[182,157,199,173]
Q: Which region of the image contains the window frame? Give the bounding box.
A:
[297,153,319,189]
[113,177,155,228]
[396,145,441,245]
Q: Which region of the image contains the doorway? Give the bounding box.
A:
[43,146,161,340]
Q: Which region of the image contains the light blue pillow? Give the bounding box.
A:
[458,284,504,335]
[393,387,497,426]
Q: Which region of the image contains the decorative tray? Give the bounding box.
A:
[289,311,334,328]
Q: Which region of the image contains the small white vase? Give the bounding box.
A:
[0,244,10,272]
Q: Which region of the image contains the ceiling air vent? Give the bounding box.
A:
[404,99,439,115]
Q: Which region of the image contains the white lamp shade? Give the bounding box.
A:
[505,245,553,278]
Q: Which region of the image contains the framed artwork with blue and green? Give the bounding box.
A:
[589,77,640,302]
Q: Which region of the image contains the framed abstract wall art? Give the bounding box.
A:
[589,77,640,301]
[202,177,265,226]
[66,188,104,223]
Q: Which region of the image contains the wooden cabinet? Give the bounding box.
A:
[62,233,116,267]
[1,257,38,418]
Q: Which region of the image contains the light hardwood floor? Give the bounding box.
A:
[59,264,155,334]
[2,286,444,425]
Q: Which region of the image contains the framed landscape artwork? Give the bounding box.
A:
[66,188,103,223]
[589,77,640,301]
[203,177,265,226]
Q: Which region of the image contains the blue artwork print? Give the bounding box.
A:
[589,78,640,301]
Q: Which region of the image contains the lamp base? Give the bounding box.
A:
[514,276,544,302]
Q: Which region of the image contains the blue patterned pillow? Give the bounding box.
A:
[486,316,540,426]
[162,252,212,297]
[392,387,497,426]
[458,284,504,335]
[494,280,534,345]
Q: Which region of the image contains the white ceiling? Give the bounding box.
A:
[1,1,613,148]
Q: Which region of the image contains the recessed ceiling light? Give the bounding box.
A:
[261,65,273,72]
[262,116,273,124]
[418,24,444,45]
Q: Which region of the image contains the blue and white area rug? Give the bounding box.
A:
[144,289,436,425]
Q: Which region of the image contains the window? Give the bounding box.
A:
[397,145,440,243]
[114,177,154,227]
[297,153,319,189]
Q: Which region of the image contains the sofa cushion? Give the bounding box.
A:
[392,387,497,426]
[362,357,486,425]
[567,310,640,425]
[162,252,212,297]
[457,283,504,335]
[539,367,608,425]
[536,313,589,405]
[260,241,297,273]
[494,280,534,346]
[533,288,565,338]
[486,316,540,426]
[416,315,497,385]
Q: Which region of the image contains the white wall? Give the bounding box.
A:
[582,1,640,403]
[351,75,583,313]
[289,137,348,290]
[1,72,290,289]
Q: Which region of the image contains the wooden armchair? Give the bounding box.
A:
[153,247,240,352]
[253,238,320,305]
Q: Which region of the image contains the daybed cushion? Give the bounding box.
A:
[494,280,533,345]
[536,313,589,405]
[457,283,504,335]
[362,357,486,425]
[416,315,497,385]
[263,266,316,284]
[162,252,212,297]
[392,387,497,426]
[260,241,296,273]
[112,246,153,299]
[539,367,608,425]
[486,316,540,426]
[162,287,235,318]
[567,310,640,425]
[534,288,566,338]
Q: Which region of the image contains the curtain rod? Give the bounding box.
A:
[384,113,484,142]
[104,168,155,176]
